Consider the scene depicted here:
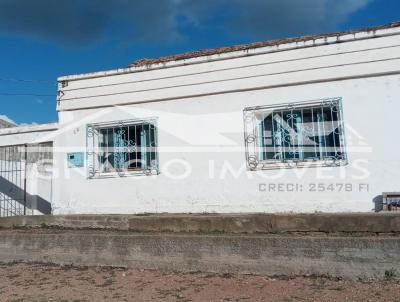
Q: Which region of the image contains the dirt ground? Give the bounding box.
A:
[0,263,399,302]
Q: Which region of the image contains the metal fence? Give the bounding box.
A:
[0,144,27,217]
[0,142,53,217]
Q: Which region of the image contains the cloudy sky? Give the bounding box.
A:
[0,0,398,124]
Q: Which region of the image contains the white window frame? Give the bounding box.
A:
[243,97,347,170]
[86,118,159,179]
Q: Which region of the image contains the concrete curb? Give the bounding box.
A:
[1,213,400,234]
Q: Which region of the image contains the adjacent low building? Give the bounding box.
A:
[0,117,16,129]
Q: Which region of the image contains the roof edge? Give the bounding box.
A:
[58,21,400,82]
[0,123,59,136]
[130,21,400,68]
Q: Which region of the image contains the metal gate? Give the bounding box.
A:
[0,144,27,217]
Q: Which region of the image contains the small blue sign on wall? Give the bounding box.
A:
[67,152,84,168]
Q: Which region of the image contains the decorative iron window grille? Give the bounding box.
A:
[87,119,159,178]
[243,98,347,170]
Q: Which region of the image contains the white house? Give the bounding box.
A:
[4,21,400,215]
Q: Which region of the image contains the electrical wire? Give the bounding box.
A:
[0,77,56,96]
[0,77,55,84]
[0,93,55,97]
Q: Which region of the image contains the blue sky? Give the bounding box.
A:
[0,0,398,125]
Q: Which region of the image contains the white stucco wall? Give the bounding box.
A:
[52,25,400,214]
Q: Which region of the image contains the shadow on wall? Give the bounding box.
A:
[373,195,383,212]
[0,176,52,215]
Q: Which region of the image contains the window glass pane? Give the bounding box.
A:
[99,129,107,171]
[129,124,142,169]
[113,126,128,171]
[272,111,283,161]
[149,123,157,167]
[107,128,114,171]
[301,108,317,160]
[322,105,336,158]
[261,112,274,160]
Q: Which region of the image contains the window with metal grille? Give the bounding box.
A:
[243,98,347,170]
[87,119,159,178]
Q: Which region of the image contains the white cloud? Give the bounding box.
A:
[211,0,373,39]
[0,0,373,45]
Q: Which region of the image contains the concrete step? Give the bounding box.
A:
[1,213,400,234]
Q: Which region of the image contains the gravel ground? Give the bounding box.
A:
[0,263,399,302]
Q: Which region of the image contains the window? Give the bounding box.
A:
[87,119,158,178]
[243,98,347,170]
